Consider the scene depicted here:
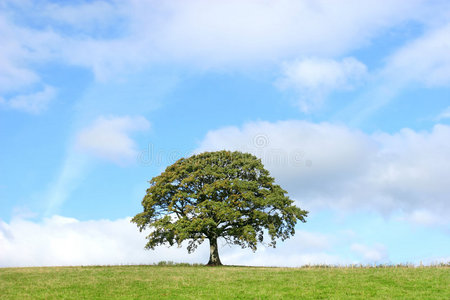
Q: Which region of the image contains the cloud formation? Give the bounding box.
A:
[0,215,193,267]
[348,21,450,121]
[196,120,450,227]
[277,57,367,112]
[44,153,90,216]
[0,215,338,267]
[351,243,388,263]
[75,115,150,165]
[0,1,442,88]
[384,22,450,87]
[1,85,57,114]
[1,0,449,115]
[43,115,150,215]
[436,106,450,121]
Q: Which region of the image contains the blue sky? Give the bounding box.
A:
[0,0,449,267]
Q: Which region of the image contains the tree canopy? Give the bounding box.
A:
[132,150,308,265]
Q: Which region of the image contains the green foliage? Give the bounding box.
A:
[132,150,308,259]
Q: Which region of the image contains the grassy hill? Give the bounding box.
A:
[1,264,449,299]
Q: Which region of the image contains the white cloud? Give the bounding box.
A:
[384,22,450,87]
[0,16,38,93]
[136,0,428,67]
[0,215,338,267]
[0,0,448,115]
[0,11,61,88]
[0,10,60,113]
[1,214,448,268]
[352,21,450,120]
[0,215,205,267]
[232,252,345,267]
[0,56,39,93]
[75,115,150,165]
[436,106,450,121]
[277,57,367,112]
[402,209,449,227]
[351,243,388,263]
[278,58,367,91]
[0,0,441,90]
[44,115,150,215]
[2,85,57,114]
[196,120,450,226]
[41,1,120,31]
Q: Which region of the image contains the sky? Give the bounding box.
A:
[0,0,449,267]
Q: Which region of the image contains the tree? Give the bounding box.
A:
[131,150,308,266]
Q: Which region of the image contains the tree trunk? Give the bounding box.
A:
[207,237,222,266]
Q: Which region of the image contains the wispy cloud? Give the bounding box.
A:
[45,152,89,216]
[1,85,57,114]
[401,209,449,227]
[44,115,150,215]
[383,22,450,87]
[276,57,367,112]
[436,106,450,121]
[342,22,450,123]
[351,243,388,263]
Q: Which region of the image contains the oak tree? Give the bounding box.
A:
[132,150,308,265]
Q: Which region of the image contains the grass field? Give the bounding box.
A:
[0,264,449,299]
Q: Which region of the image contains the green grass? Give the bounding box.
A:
[0,264,449,299]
